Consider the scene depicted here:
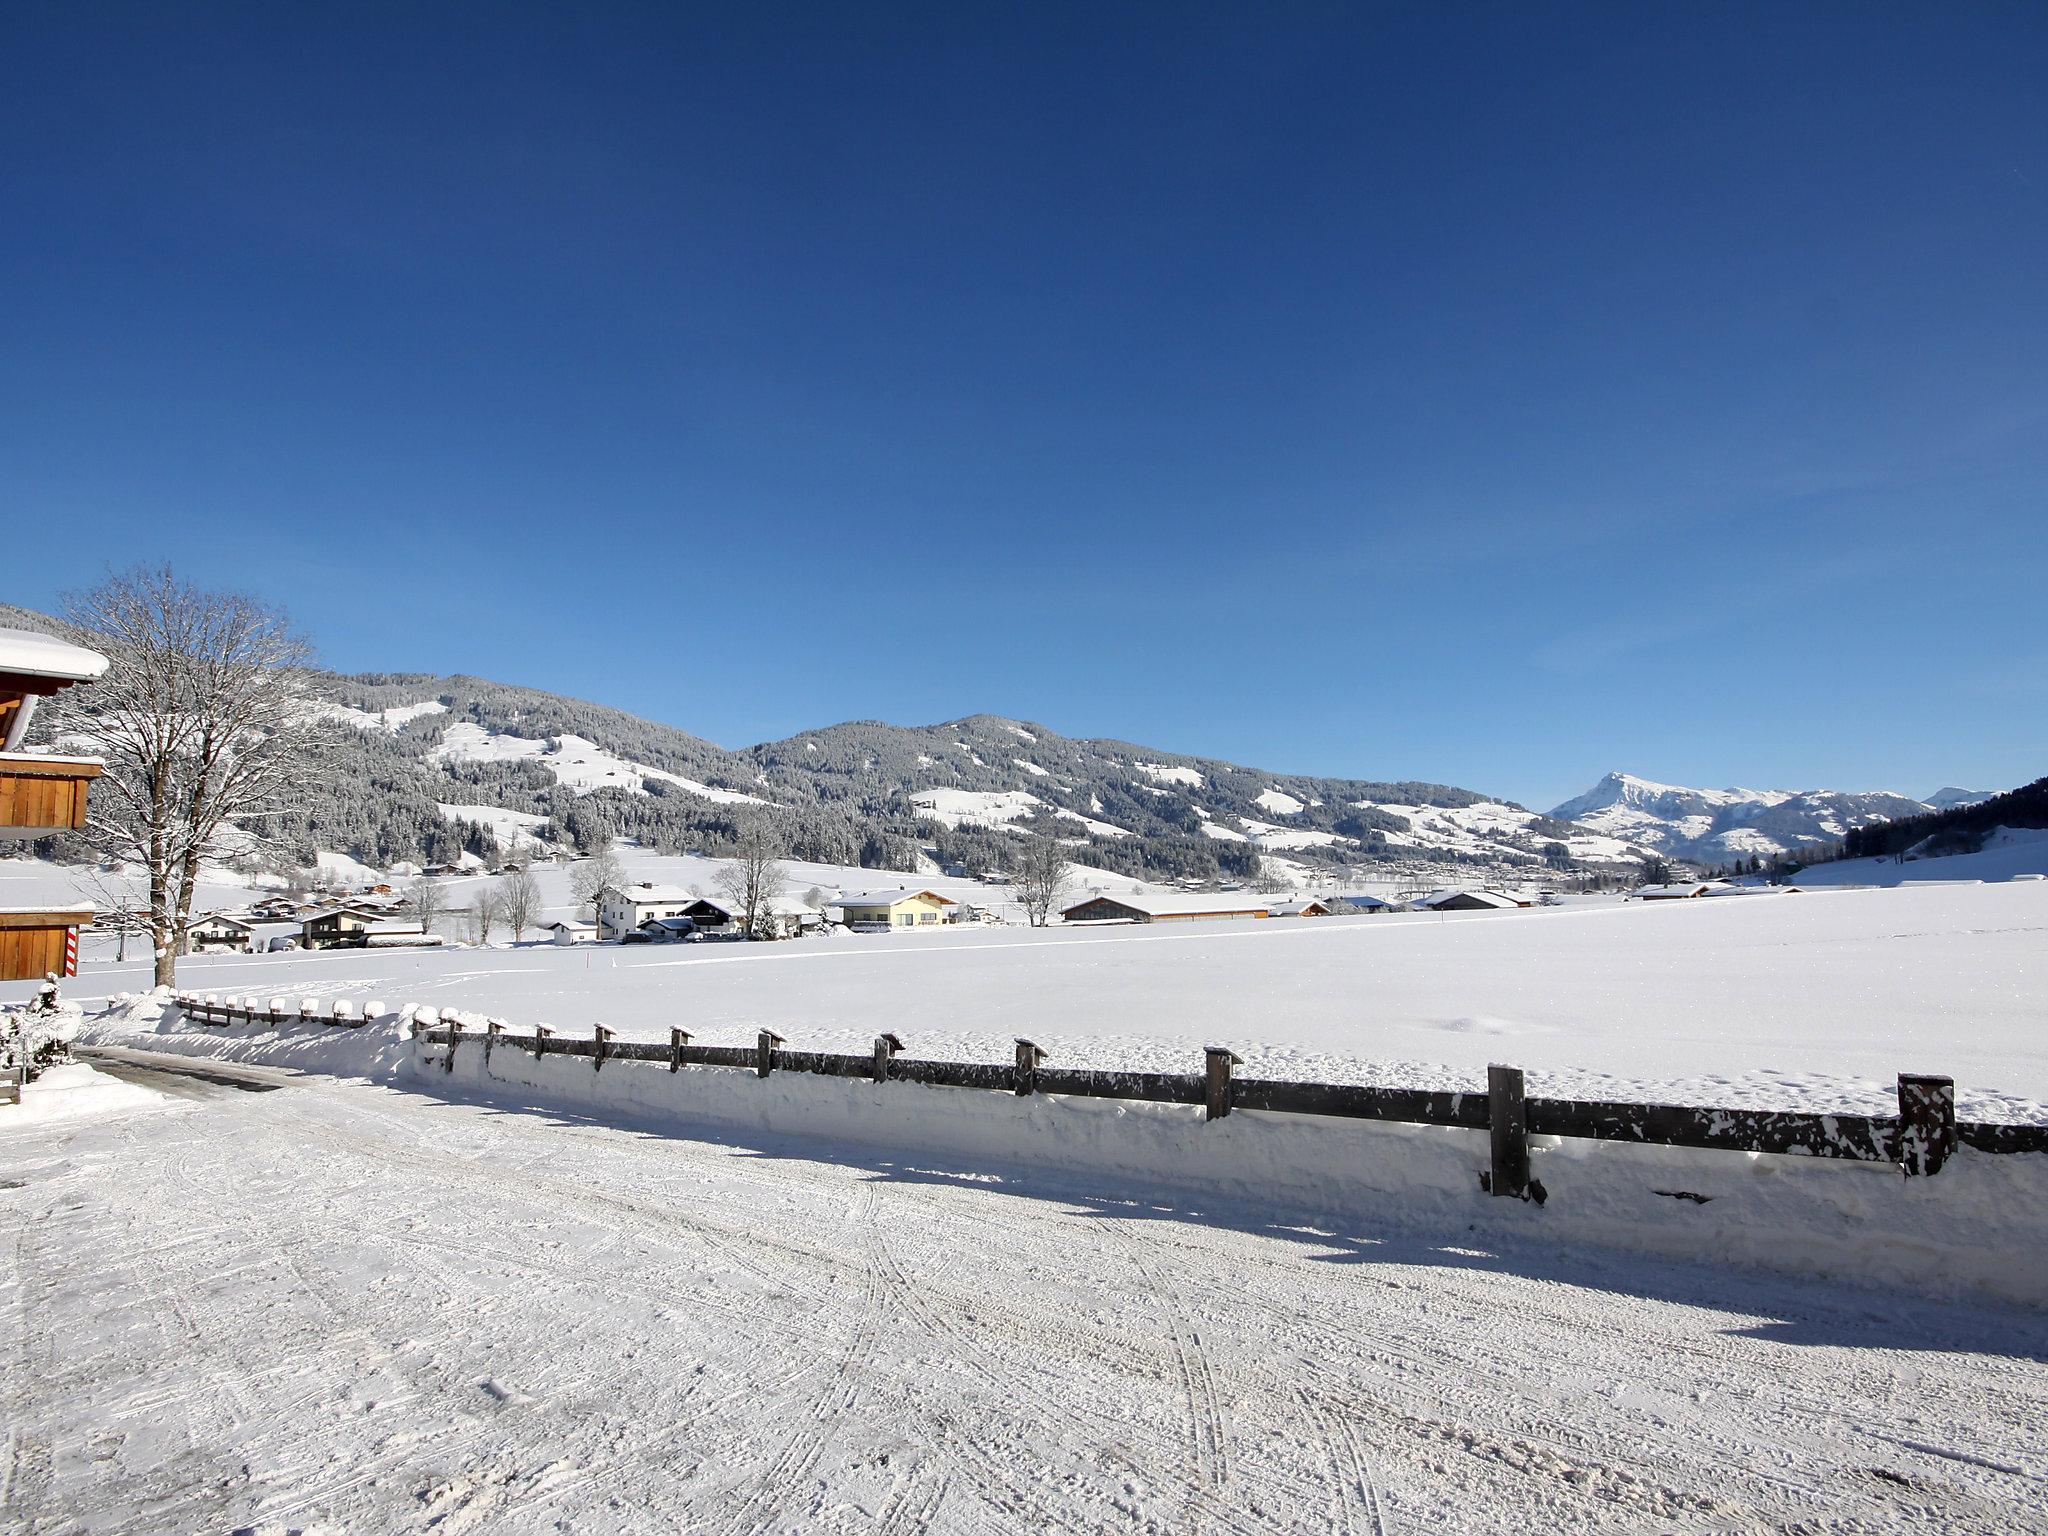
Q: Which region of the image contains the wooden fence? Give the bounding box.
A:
[170,990,2048,1199]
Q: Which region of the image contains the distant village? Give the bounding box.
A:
[148,855,1780,959]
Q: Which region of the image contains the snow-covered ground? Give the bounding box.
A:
[5,1055,2043,1534]
[41,881,2048,1125]
[1792,825,2048,888]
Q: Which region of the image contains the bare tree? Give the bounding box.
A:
[408,876,449,938]
[50,566,333,987]
[497,866,542,942]
[715,825,787,938]
[570,846,624,933]
[1013,838,1072,927]
[466,889,502,946]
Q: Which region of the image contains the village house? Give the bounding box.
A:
[1333,893,1400,913]
[1267,897,1335,918]
[186,914,255,954]
[542,919,599,946]
[1060,891,1273,924]
[299,907,389,950]
[834,890,955,931]
[596,884,696,941]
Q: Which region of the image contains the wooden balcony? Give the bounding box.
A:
[0,754,102,839]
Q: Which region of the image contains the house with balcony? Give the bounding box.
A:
[0,626,109,980]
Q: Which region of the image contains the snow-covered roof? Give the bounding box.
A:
[1333,892,1398,908]
[191,913,254,930]
[1062,891,1271,918]
[1415,888,1523,910]
[606,884,694,904]
[833,889,954,907]
[543,919,597,931]
[0,626,108,683]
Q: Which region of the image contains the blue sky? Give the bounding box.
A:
[4,3,2043,811]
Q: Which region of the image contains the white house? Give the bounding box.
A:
[185,913,254,954]
[543,919,599,946]
[596,884,696,940]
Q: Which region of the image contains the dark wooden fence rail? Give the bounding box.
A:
[169,991,2048,1196]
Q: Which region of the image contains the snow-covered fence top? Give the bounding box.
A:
[174,993,385,1030]
[407,1017,2048,1189]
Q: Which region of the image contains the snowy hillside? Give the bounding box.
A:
[1551,771,1931,864]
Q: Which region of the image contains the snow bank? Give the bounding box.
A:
[386,1027,2048,1309]
[78,989,419,1078]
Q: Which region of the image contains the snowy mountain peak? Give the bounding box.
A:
[1550,773,1933,865]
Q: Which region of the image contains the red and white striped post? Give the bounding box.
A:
[63,927,79,977]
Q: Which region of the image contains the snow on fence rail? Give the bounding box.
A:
[169,990,2048,1195]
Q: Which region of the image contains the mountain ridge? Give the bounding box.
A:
[1550,770,1946,865]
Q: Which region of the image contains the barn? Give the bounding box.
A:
[1060,892,1272,924]
[1413,889,1529,913]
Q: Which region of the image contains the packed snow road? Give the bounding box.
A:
[4,1060,2045,1534]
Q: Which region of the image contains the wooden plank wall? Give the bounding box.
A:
[0,766,91,831]
[0,926,67,982]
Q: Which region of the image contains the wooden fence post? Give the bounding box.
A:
[484,1020,502,1068]
[1204,1047,1242,1122]
[593,1024,614,1072]
[1486,1063,1532,1200]
[1898,1073,1956,1177]
[872,1032,904,1082]
[1014,1039,1043,1097]
[670,1026,690,1073]
[534,1025,553,1059]
[445,1020,462,1073]
[757,1031,784,1078]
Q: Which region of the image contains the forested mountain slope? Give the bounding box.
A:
[5,602,1646,881]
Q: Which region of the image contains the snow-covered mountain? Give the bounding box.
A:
[1550,772,1932,865]
[1924,787,1998,811]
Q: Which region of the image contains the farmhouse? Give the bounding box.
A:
[596,884,696,941]
[1060,891,1272,924]
[186,914,255,954]
[299,908,388,950]
[1413,889,1529,912]
[834,890,955,930]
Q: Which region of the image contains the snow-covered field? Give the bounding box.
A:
[39,880,2048,1124]
[5,1056,2044,1534]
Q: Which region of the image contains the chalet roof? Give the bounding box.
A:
[543,918,597,931]
[192,914,254,931]
[833,889,955,907]
[0,626,108,683]
[1061,891,1270,918]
